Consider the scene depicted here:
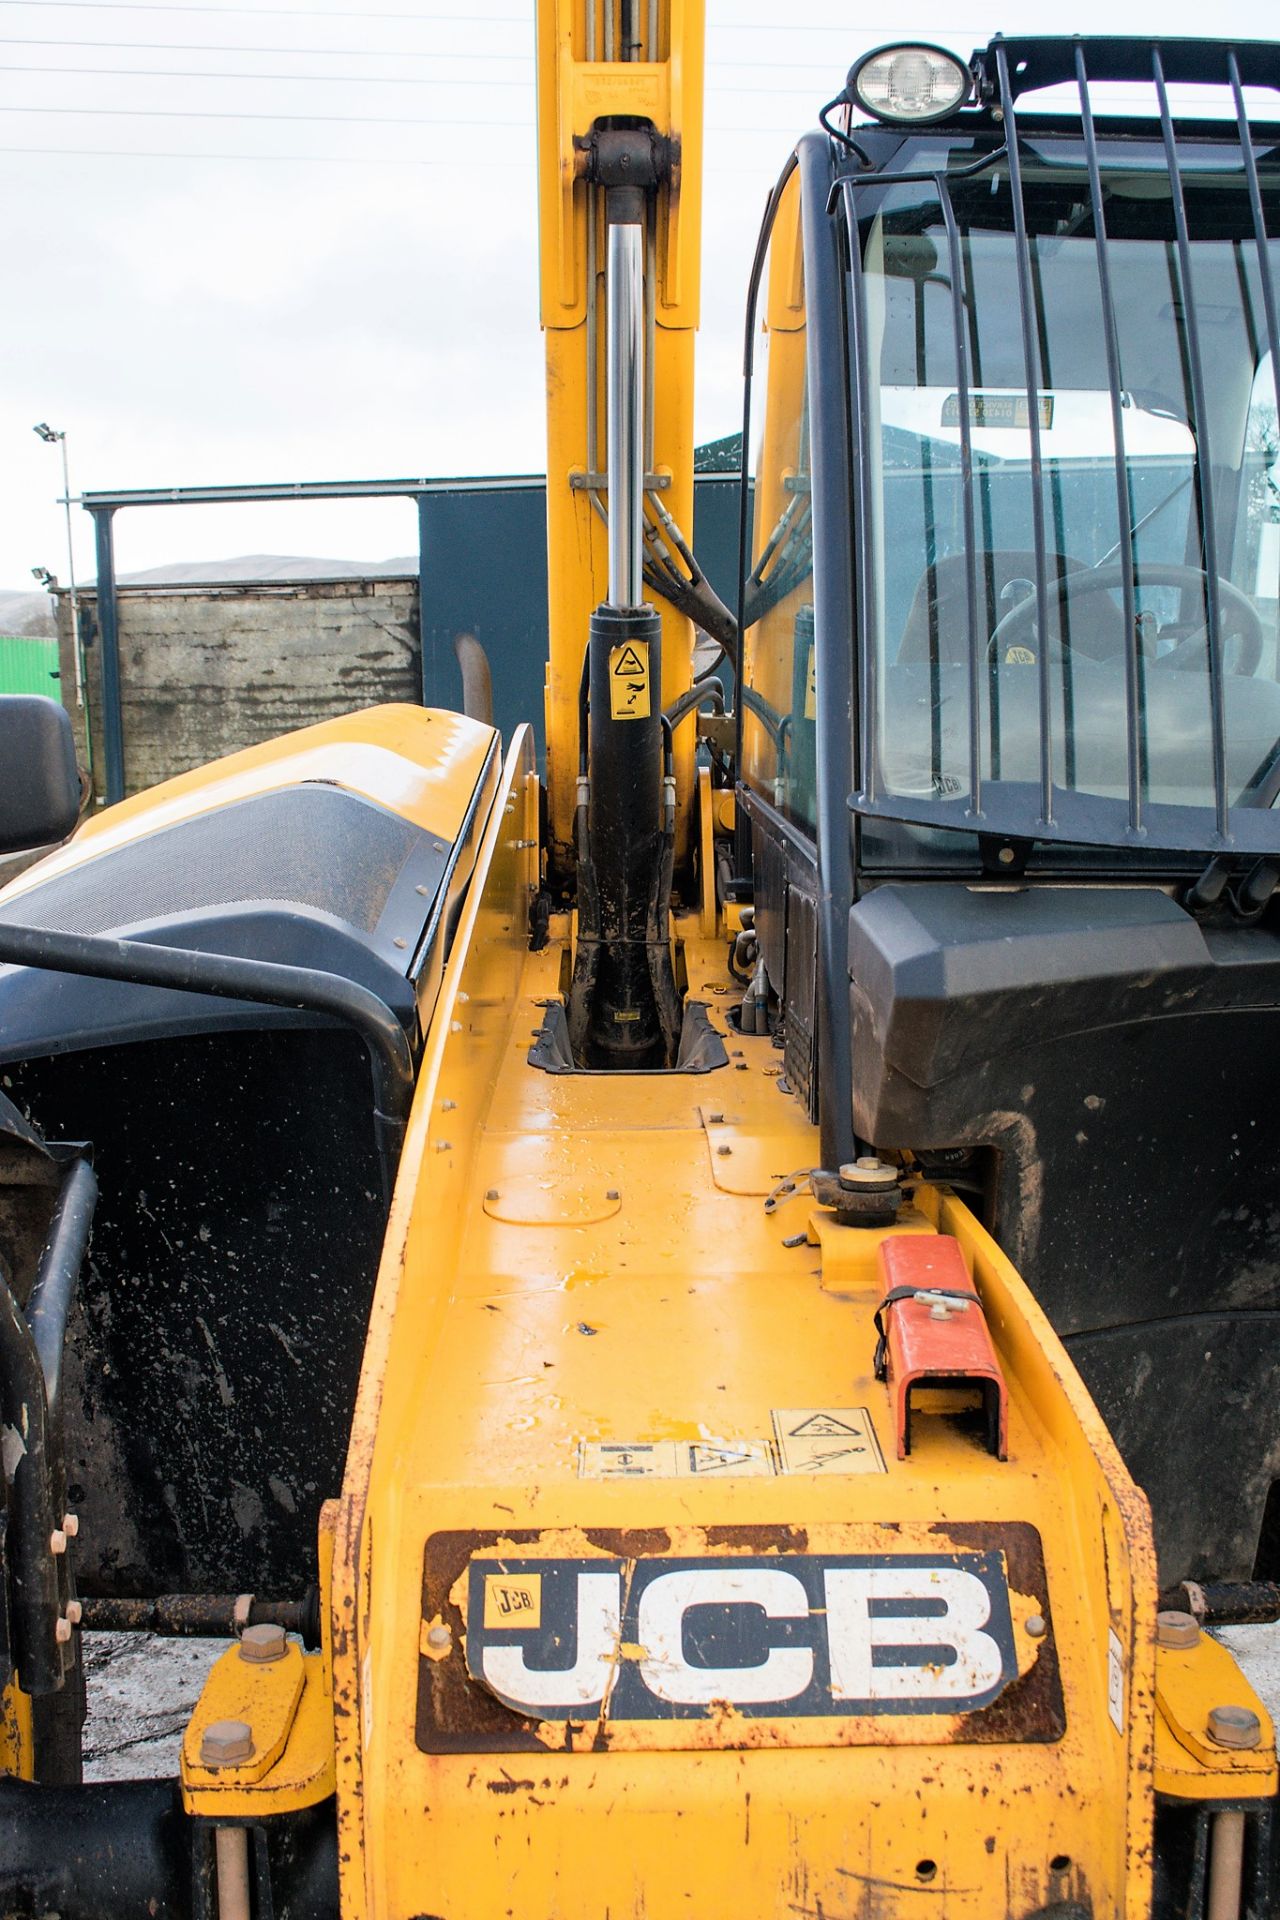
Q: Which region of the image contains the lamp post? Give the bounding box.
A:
[33,422,91,780]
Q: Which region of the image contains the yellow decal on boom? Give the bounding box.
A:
[609,642,651,720]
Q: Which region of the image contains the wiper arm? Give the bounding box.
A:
[1095,472,1192,569]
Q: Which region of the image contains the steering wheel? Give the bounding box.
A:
[986,562,1265,677]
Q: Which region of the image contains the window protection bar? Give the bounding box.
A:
[842,35,1280,856]
[1230,54,1280,704]
[1075,40,1146,834]
[995,41,1055,828]
[1153,44,1230,839]
[841,178,881,807]
[936,175,984,817]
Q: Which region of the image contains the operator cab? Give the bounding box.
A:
[735,36,1280,1584]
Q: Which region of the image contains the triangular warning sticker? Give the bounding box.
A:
[689,1445,756,1472]
[613,644,646,676]
[788,1413,862,1438]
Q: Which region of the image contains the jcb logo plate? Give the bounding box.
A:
[467,1551,1014,1720]
[416,1525,1062,1754]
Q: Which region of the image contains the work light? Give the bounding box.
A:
[848,43,972,124]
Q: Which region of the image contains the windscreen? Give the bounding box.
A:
[844,130,1280,856]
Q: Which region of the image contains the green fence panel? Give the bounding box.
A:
[0,634,61,700]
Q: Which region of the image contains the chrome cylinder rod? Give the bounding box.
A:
[606,212,645,609]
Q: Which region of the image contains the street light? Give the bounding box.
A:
[31,422,86,729]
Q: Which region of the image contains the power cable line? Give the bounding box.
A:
[0,34,534,56]
[0,142,769,173]
[3,4,529,19]
[0,60,830,93]
[4,2,986,24]
[0,32,986,63]
[0,103,813,131]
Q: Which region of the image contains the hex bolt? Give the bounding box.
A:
[239,1622,287,1664]
[63,1513,79,1538]
[485,1188,500,1203]
[1025,1613,1047,1639]
[200,1718,255,1767]
[717,1144,732,1157]
[708,1111,724,1124]
[1157,1609,1201,1650]
[605,1189,620,1202]
[49,1529,67,1556]
[54,1616,72,1645]
[65,1600,82,1627]
[1207,1704,1262,1750]
[426,1623,451,1651]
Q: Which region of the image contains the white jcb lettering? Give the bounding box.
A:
[637,1567,813,1705]
[823,1566,1004,1701]
[481,1571,619,1708]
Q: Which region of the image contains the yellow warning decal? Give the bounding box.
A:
[483,1572,542,1630]
[578,1439,776,1479]
[771,1407,886,1476]
[609,641,651,720]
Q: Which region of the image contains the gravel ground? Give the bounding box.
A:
[78,1623,1280,1783]
[82,1633,224,1782]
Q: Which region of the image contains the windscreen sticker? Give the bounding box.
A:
[463,1550,1016,1722]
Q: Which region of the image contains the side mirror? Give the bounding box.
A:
[0,696,82,856]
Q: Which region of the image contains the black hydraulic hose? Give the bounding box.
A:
[0,1253,64,1695]
[26,1158,97,1421]
[0,923,414,1204]
[579,644,591,778]
[662,675,726,735]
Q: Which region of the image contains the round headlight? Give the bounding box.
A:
[848,43,972,125]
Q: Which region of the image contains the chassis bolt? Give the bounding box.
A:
[54,1616,72,1644]
[1157,1609,1200,1650]
[1025,1613,1047,1638]
[606,1189,620,1202]
[201,1718,255,1766]
[239,1622,287,1664]
[426,1623,451,1650]
[1207,1704,1262,1749]
[49,1529,67,1556]
[65,1600,82,1627]
[63,1513,79,1538]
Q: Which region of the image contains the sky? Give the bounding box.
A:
[1,0,1274,589]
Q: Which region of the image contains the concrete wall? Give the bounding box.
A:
[53,475,742,802]
[58,577,419,799]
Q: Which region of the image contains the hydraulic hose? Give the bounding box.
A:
[26,1158,98,1422]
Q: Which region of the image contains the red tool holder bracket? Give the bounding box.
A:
[873,1234,1008,1460]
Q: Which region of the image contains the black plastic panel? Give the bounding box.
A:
[848,880,1280,1581]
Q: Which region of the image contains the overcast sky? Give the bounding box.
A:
[1,0,1274,588]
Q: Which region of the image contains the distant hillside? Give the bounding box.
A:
[0,555,421,625]
[118,554,419,586]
